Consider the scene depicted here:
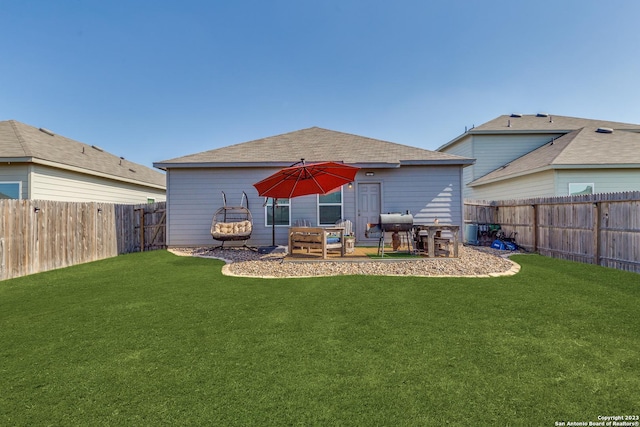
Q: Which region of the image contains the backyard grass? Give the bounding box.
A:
[1,251,639,426]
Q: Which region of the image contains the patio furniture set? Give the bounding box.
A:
[289,217,459,260]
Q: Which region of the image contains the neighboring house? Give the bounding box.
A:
[154,127,474,247]
[0,120,166,203]
[437,114,640,200]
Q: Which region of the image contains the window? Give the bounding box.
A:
[569,183,594,196]
[318,190,343,225]
[265,198,290,226]
[0,182,21,199]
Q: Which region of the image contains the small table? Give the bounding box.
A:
[415,224,460,258]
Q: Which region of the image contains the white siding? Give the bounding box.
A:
[469,168,640,200]
[166,165,464,247]
[30,165,166,203]
[556,169,640,196]
[470,170,556,200]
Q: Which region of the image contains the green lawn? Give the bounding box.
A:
[1,251,638,426]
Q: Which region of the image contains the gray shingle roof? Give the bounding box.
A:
[155,127,473,169]
[472,114,640,133]
[438,114,640,151]
[470,127,640,186]
[0,120,165,188]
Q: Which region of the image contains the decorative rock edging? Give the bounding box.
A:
[169,246,522,279]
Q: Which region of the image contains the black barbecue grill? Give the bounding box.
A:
[367,212,415,256]
[379,213,414,232]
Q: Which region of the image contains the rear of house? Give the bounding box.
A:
[154,127,473,248]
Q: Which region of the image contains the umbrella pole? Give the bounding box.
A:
[272,198,276,247]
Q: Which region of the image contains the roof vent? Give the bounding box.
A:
[129,168,137,173]
[91,145,104,152]
[596,127,614,134]
[39,127,55,136]
[536,113,549,117]
[510,113,523,118]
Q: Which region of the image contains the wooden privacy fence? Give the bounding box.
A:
[0,200,166,281]
[465,191,640,273]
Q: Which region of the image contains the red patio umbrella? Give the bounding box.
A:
[253,159,359,199]
[253,159,360,246]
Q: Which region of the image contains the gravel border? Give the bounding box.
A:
[168,245,521,279]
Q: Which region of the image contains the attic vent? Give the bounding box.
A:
[510,113,523,118]
[39,127,55,136]
[536,113,549,117]
[91,145,104,152]
[596,127,614,134]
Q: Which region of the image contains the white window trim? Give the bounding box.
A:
[0,181,22,200]
[317,189,343,226]
[264,198,291,227]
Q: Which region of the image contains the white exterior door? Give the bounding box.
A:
[357,182,381,242]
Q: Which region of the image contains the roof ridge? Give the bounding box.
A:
[305,126,422,150]
[495,113,640,128]
[9,120,32,157]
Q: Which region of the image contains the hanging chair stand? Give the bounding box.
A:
[210,191,257,251]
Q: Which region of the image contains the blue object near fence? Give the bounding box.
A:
[491,239,517,251]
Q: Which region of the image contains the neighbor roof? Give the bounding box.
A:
[0,120,165,188]
[470,127,640,186]
[437,114,640,151]
[154,127,473,169]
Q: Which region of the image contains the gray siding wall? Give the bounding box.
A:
[166,167,276,247]
[166,165,464,247]
[361,165,462,225]
[471,134,560,180]
[440,135,475,198]
[0,164,29,199]
[30,165,166,203]
[442,133,562,200]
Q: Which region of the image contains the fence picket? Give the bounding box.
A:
[465,191,640,273]
[0,200,166,281]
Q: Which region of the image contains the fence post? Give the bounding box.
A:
[531,204,538,252]
[136,207,145,252]
[592,202,600,266]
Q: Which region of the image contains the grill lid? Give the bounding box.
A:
[379,212,414,231]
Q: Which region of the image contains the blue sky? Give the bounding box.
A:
[2,0,639,168]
